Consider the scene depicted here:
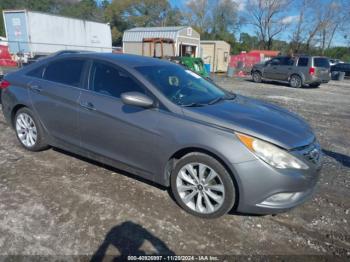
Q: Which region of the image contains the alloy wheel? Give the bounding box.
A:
[176,163,225,214]
[253,72,262,83]
[15,113,38,148]
[290,75,301,88]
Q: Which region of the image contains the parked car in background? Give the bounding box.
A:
[331,63,350,78]
[1,53,322,218]
[251,56,330,88]
[329,58,344,67]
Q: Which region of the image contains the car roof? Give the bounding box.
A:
[52,52,174,68]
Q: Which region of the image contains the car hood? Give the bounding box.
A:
[182,95,315,150]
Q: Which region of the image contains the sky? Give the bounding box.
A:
[169,0,347,46]
[97,0,347,46]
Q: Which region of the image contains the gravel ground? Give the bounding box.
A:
[0,77,349,259]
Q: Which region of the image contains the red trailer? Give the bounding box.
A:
[0,44,17,67]
[0,42,17,77]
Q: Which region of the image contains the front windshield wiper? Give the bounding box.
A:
[183,93,236,107]
[224,93,236,100]
[208,96,224,105]
[182,102,206,107]
[208,93,236,105]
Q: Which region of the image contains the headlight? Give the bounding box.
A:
[236,133,309,170]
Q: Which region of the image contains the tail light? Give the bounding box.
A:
[309,67,315,75]
[0,79,11,89]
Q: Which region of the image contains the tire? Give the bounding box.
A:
[14,107,49,151]
[309,83,320,88]
[289,75,302,88]
[252,71,262,83]
[170,153,236,219]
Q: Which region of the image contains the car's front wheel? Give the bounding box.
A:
[171,153,236,218]
[252,71,262,83]
[14,107,49,151]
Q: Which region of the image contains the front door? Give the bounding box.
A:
[263,58,280,79]
[78,60,161,179]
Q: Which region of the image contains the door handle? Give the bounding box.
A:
[29,84,42,93]
[80,101,96,111]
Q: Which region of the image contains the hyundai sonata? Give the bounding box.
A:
[0,53,322,218]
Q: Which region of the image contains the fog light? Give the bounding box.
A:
[260,192,299,205]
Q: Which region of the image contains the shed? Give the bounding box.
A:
[200,40,231,72]
[122,26,200,58]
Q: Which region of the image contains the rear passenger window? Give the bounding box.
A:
[27,66,45,78]
[44,59,85,87]
[314,58,330,68]
[297,58,308,67]
[90,61,145,98]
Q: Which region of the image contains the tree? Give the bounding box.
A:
[60,0,100,21]
[289,0,309,53]
[106,0,184,45]
[185,0,239,48]
[162,7,185,27]
[289,0,346,54]
[211,0,239,38]
[244,0,292,50]
[307,1,342,53]
[185,0,211,35]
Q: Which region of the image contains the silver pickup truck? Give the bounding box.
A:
[251,56,330,88]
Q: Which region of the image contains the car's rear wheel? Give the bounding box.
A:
[289,75,302,88]
[15,107,49,151]
[252,71,262,83]
[170,153,236,218]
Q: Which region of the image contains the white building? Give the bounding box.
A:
[200,40,231,72]
[122,26,201,57]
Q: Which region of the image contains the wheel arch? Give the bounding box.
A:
[252,69,263,75]
[165,147,240,209]
[288,73,304,84]
[11,104,27,128]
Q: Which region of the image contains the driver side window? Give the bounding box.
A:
[270,58,280,66]
[89,61,145,98]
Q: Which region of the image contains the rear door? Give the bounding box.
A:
[28,58,86,147]
[313,57,330,81]
[275,57,295,81]
[296,57,309,80]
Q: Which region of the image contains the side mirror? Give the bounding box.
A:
[121,92,154,108]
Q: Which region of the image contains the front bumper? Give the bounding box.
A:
[232,143,322,215]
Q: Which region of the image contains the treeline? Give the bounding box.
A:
[0,0,349,60]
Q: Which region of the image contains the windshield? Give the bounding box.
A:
[135,65,233,106]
